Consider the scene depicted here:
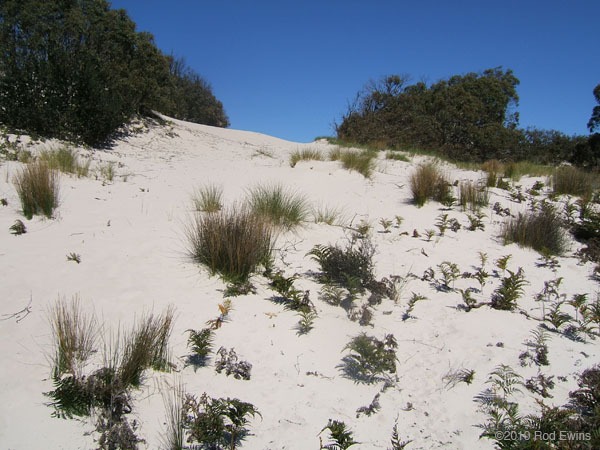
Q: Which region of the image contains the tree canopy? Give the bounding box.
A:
[0,0,228,145]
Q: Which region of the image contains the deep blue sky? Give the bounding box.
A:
[110,0,599,143]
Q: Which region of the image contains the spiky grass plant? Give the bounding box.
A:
[13,160,60,219]
[409,163,450,207]
[502,202,567,255]
[312,204,341,225]
[289,148,324,167]
[247,183,309,230]
[459,180,489,211]
[39,147,90,177]
[160,379,185,450]
[552,165,597,197]
[186,204,274,282]
[339,149,377,178]
[48,296,98,379]
[192,184,223,212]
[385,151,410,162]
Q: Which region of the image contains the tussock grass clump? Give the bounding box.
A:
[482,159,503,187]
[502,203,567,255]
[289,148,324,167]
[339,149,376,178]
[503,160,553,180]
[312,204,342,225]
[192,184,223,212]
[247,183,309,230]
[385,150,410,162]
[186,204,274,282]
[49,296,98,379]
[39,146,90,177]
[552,166,598,198]
[409,163,450,207]
[13,160,60,219]
[459,180,489,211]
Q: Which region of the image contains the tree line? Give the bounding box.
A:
[336,68,600,166]
[0,0,229,146]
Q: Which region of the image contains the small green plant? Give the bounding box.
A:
[424,229,436,241]
[435,213,449,236]
[525,372,555,398]
[297,309,318,335]
[339,333,398,383]
[385,150,410,162]
[443,368,476,388]
[290,147,324,167]
[467,211,486,231]
[1,198,8,206]
[186,328,214,367]
[545,300,572,332]
[339,149,377,178]
[9,219,26,235]
[99,161,115,181]
[39,147,90,177]
[495,254,512,276]
[379,218,393,233]
[13,161,60,219]
[247,183,310,230]
[313,205,341,225]
[66,252,81,264]
[519,327,550,367]
[206,300,233,330]
[192,184,223,212]
[182,393,261,449]
[459,180,489,211]
[394,215,403,228]
[389,418,412,449]
[437,261,460,290]
[490,268,528,311]
[402,293,427,320]
[268,271,314,312]
[319,419,358,449]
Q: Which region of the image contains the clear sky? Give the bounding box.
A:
[109,0,599,143]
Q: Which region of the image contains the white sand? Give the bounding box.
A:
[1,116,598,449]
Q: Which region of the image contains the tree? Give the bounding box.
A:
[588,84,600,133]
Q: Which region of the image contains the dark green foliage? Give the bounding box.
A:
[490,268,528,311]
[182,393,261,449]
[319,419,358,449]
[186,328,213,367]
[336,69,521,162]
[588,84,600,133]
[0,1,227,145]
[9,219,26,235]
[308,237,375,291]
[502,202,567,256]
[339,333,397,383]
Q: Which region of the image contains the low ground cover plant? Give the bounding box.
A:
[13,160,60,219]
[186,204,274,282]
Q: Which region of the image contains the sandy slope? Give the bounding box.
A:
[0,117,598,449]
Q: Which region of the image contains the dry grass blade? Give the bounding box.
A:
[160,378,185,450]
[13,160,60,219]
[48,295,98,379]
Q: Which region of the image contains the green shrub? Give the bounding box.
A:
[502,202,567,255]
[186,204,274,282]
[13,161,60,219]
[247,183,309,230]
[409,163,450,207]
[192,184,223,212]
[552,166,597,197]
[289,148,324,167]
[339,333,398,383]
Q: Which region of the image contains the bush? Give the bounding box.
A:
[409,163,450,207]
[13,161,60,219]
[186,204,274,282]
[552,166,597,197]
[289,148,324,167]
[502,203,568,255]
[247,183,309,230]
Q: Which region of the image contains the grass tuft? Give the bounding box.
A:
[192,184,223,212]
[247,183,310,230]
[13,160,60,219]
[551,166,598,198]
[502,202,568,255]
[186,204,274,282]
[39,146,90,177]
[459,180,489,211]
[409,163,450,207]
[339,149,377,178]
[289,148,324,167]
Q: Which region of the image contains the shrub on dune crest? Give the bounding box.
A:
[186,204,274,282]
